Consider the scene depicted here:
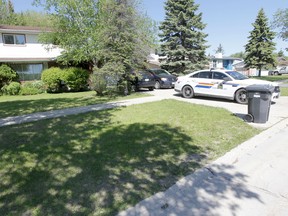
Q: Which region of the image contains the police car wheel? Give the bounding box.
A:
[235,88,247,104]
[182,85,194,98]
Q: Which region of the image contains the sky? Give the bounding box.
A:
[12,0,288,56]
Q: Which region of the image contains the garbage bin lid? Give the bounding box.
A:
[246,84,275,93]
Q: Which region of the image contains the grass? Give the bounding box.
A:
[251,74,288,82]
[0,91,150,119]
[281,87,288,96]
[250,75,288,96]
[0,99,259,216]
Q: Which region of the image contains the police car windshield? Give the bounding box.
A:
[226,71,248,80]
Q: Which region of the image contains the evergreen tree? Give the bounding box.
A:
[244,8,276,77]
[159,0,209,74]
[277,50,285,58]
[215,43,224,54]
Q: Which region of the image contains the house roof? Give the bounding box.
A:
[0,57,56,63]
[210,56,242,61]
[0,25,52,34]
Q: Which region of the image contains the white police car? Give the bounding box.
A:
[174,70,280,104]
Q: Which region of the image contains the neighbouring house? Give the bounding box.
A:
[209,53,242,70]
[232,60,259,76]
[0,25,63,81]
[148,52,243,72]
[232,57,288,77]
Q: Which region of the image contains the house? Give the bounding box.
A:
[209,53,242,70]
[148,52,243,72]
[0,25,63,81]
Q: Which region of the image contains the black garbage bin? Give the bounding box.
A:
[245,84,274,123]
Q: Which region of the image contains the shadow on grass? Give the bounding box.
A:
[0,108,261,215]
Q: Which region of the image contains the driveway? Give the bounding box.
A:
[148,89,288,129]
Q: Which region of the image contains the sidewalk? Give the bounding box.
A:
[118,118,288,216]
[0,95,165,127]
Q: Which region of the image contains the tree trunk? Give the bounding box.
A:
[258,67,262,77]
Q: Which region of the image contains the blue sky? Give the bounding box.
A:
[12,0,288,56]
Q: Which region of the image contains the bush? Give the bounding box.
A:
[1,81,21,95]
[0,64,18,89]
[20,81,46,95]
[89,73,107,96]
[41,67,62,93]
[61,67,89,92]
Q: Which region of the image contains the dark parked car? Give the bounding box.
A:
[148,68,177,89]
[131,70,156,91]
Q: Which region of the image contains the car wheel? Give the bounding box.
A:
[155,81,161,89]
[182,85,194,98]
[148,87,154,91]
[235,88,247,104]
[134,85,140,92]
[274,71,279,75]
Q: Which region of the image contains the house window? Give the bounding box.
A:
[3,34,26,45]
[10,64,43,81]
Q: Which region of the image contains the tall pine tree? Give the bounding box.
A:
[159,0,209,74]
[244,8,276,77]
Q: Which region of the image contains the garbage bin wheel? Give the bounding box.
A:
[244,114,254,123]
[235,88,248,104]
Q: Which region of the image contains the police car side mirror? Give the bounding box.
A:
[223,77,232,82]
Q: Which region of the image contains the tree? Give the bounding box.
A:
[0,0,50,26]
[272,9,288,51]
[34,0,100,65]
[215,43,224,54]
[0,0,17,25]
[34,0,156,95]
[277,49,285,58]
[15,11,54,27]
[94,0,157,94]
[230,51,245,59]
[244,8,276,77]
[159,0,209,74]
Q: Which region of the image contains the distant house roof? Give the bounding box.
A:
[233,60,246,67]
[277,57,288,66]
[210,56,242,61]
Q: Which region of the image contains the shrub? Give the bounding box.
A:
[89,72,107,96]
[0,64,19,89]
[61,67,89,92]
[41,67,62,93]
[20,81,46,95]
[1,81,21,95]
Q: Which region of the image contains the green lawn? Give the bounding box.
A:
[0,91,150,119]
[0,99,259,216]
[281,87,288,96]
[250,76,288,96]
[251,74,288,82]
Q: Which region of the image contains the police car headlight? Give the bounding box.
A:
[161,78,168,81]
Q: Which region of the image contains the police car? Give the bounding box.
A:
[174,69,280,104]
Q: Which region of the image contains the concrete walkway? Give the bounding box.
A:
[0,95,165,127]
